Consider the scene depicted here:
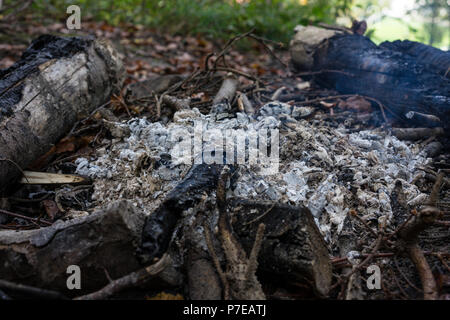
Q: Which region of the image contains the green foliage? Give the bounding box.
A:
[26,0,353,44]
[4,0,448,49]
[411,0,449,47]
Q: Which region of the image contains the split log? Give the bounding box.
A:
[290,26,450,127]
[0,201,180,297]
[0,35,125,195]
[229,199,332,297]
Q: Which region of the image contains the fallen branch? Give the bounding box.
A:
[210,166,266,300]
[74,254,171,300]
[0,201,153,295]
[392,127,444,141]
[396,173,445,300]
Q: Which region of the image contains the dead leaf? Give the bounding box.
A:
[338,96,372,113]
[41,199,60,221]
[146,292,183,300]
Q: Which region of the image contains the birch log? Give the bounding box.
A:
[0,35,124,194]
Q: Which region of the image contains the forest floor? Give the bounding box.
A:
[0,19,449,300]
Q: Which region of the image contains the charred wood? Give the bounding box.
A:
[0,35,124,195]
[0,201,178,297]
[290,26,450,127]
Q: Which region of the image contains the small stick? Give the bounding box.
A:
[246,223,266,279]
[349,211,378,237]
[243,203,275,226]
[213,30,255,70]
[203,221,230,300]
[395,174,444,299]
[74,254,171,300]
[238,92,255,115]
[271,86,286,101]
[212,74,239,106]
[295,69,355,77]
[405,111,441,127]
[247,33,287,69]
[0,209,52,226]
[161,95,190,111]
[428,172,444,206]
[215,66,259,82]
[0,279,67,300]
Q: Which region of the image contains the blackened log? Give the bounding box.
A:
[290,26,450,127]
[229,199,332,297]
[139,164,224,263]
[139,164,332,297]
[0,201,167,297]
[0,35,124,194]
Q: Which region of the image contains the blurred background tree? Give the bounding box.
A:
[350,0,449,48]
[413,0,449,47]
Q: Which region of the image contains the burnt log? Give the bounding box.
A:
[139,164,332,298]
[0,35,124,194]
[290,26,450,127]
[139,164,224,263]
[0,200,181,297]
[229,199,332,297]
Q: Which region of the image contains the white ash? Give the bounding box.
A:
[76,102,431,246]
[231,103,430,245]
[346,250,362,265]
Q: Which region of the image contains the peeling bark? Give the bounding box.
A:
[0,35,124,194]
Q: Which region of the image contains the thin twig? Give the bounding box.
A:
[214,66,259,82]
[74,254,171,300]
[0,158,28,183]
[243,203,275,226]
[0,279,67,300]
[0,209,52,226]
[203,221,230,300]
